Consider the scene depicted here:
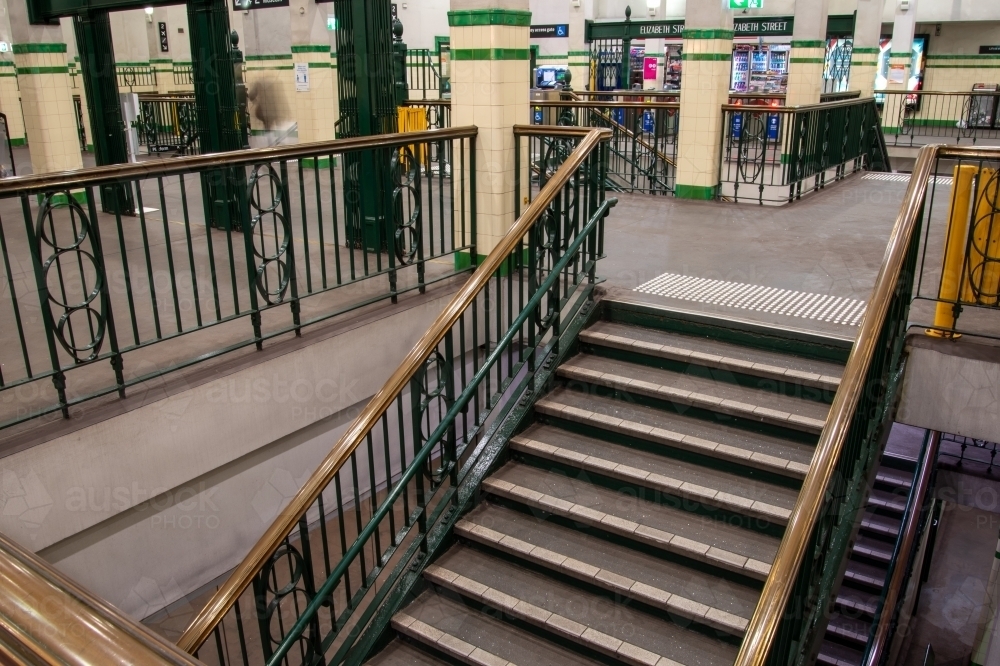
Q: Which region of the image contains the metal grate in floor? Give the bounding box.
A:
[634,273,868,326]
[862,173,954,186]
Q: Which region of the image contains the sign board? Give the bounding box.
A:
[327,15,336,30]
[730,0,763,8]
[980,45,1000,54]
[391,3,397,19]
[232,0,289,10]
[643,56,657,80]
[530,24,569,39]
[158,22,168,52]
[733,16,793,36]
[888,64,906,84]
[0,42,9,53]
[294,62,309,92]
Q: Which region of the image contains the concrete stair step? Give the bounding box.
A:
[366,639,451,666]
[425,545,738,666]
[484,461,779,580]
[537,387,814,479]
[834,585,880,619]
[394,591,605,666]
[874,466,913,491]
[558,353,829,434]
[456,502,760,637]
[843,559,889,591]
[582,320,843,394]
[512,424,799,525]
[868,488,908,516]
[852,535,895,565]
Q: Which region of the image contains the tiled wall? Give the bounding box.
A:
[291,45,336,144]
[786,43,825,106]
[13,44,83,174]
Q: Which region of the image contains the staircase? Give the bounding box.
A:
[365,302,852,666]
[818,450,917,666]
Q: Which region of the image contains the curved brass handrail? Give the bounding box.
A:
[0,126,477,195]
[734,143,1000,666]
[0,531,203,666]
[176,125,613,653]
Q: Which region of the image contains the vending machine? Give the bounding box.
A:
[969,84,1000,129]
[663,44,683,91]
[731,46,751,92]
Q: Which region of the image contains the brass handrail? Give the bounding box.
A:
[865,430,941,666]
[176,125,613,653]
[733,143,1000,666]
[0,126,477,195]
[722,96,877,113]
[0,531,203,666]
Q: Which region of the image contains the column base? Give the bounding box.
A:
[675,184,716,200]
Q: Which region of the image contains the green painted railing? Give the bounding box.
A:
[175,125,613,666]
[0,126,476,429]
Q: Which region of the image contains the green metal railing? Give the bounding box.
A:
[720,97,890,204]
[175,125,613,666]
[133,95,200,154]
[532,97,678,195]
[0,126,476,429]
[879,90,1000,147]
[173,63,194,86]
[116,64,158,90]
[406,49,442,101]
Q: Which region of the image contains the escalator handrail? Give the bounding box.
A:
[734,143,1000,666]
[176,125,613,654]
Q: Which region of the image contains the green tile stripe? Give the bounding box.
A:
[850,60,878,66]
[681,53,732,62]
[10,138,26,147]
[0,61,14,68]
[0,72,16,78]
[149,58,173,64]
[452,48,530,61]
[675,184,715,200]
[307,62,331,69]
[246,54,293,61]
[13,43,66,54]
[852,47,880,54]
[247,65,294,71]
[291,45,331,53]
[928,54,1000,60]
[569,50,590,56]
[791,40,825,48]
[683,29,734,40]
[789,57,826,64]
[18,66,69,74]
[889,52,911,58]
[116,61,150,67]
[537,54,568,60]
[448,9,531,27]
[928,64,1000,69]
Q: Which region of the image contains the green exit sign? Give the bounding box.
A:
[730,0,763,8]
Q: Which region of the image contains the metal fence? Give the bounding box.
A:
[72,94,87,152]
[134,95,200,155]
[720,97,888,204]
[531,99,678,195]
[912,153,1000,340]
[116,64,158,90]
[880,90,1000,147]
[173,63,194,86]
[0,126,477,429]
[406,49,441,100]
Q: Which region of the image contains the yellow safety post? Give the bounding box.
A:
[967,168,1000,305]
[927,164,976,338]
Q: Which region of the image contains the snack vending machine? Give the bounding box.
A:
[731,46,751,92]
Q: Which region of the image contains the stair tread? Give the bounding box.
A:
[395,590,606,666]
[458,502,760,635]
[366,639,450,666]
[835,586,880,617]
[559,353,830,433]
[853,535,894,563]
[539,386,815,476]
[875,467,913,490]
[843,559,889,589]
[514,423,800,524]
[868,489,908,514]
[486,461,779,578]
[825,612,871,645]
[860,511,902,539]
[818,639,864,666]
[584,321,843,390]
[427,545,738,666]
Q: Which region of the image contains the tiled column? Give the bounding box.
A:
[674,2,733,201]
[243,8,294,143]
[882,0,917,135]
[8,1,83,175]
[567,0,593,91]
[0,59,26,146]
[449,1,530,260]
[289,0,335,151]
[849,0,886,97]
[785,0,829,107]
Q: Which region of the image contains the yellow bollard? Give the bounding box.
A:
[927,164,976,338]
[967,168,1000,305]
